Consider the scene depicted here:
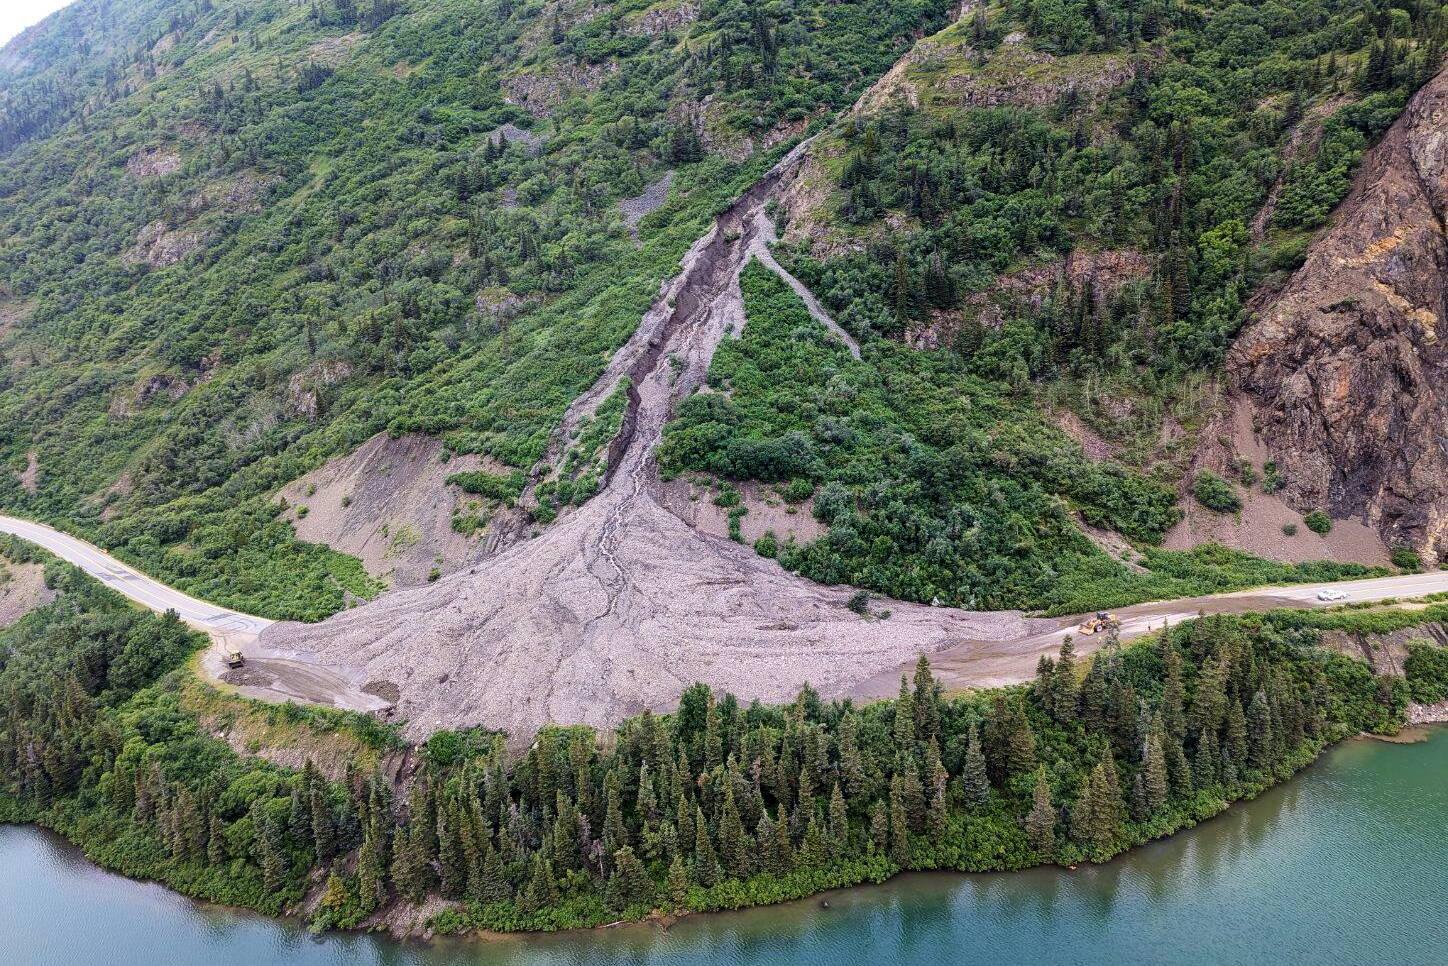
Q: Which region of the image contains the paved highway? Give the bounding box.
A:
[0,514,390,714]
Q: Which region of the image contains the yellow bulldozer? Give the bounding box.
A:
[1076,612,1120,636]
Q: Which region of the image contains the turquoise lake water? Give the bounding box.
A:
[3,728,1445,966]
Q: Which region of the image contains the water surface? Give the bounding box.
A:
[3,730,1445,966]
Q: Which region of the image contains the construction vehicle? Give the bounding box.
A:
[224,650,245,669]
[1076,612,1120,635]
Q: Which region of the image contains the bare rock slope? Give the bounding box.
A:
[1232,68,1448,563]
[263,146,1032,739]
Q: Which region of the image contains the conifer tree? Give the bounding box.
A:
[828,782,849,855]
[692,805,721,888]
[1025,767,1056,860]
[962,726,990,805]
[666,855,691,908]
[606,846,654,910]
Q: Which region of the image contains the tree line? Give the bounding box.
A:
[0,561,1406,933]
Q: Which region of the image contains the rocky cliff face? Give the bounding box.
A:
[1232,68,1448,563]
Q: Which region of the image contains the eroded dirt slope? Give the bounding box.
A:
[276,433,498,587]
[1232,67,1448,563]
[262,146,1034,740]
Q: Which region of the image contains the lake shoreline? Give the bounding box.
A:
[6,724,1408,946]
[5,728,1447,966]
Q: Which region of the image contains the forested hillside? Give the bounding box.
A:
[0,0,959,618]
[0,0,1440,625]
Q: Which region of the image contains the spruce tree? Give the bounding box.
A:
[888,788,911,866]
[828,782,849,855]
[1025,767,1056,860]
[692,805,721,888]
[962,726,990,805]
[606,846,654,910]
[666,855,691,908]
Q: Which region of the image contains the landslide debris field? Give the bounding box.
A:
[261,147,1037,740]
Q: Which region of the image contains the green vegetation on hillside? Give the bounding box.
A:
[785,0,1440,378]
[0,0,959,619]
[1,551,1409,933]
[663,264,1380,611]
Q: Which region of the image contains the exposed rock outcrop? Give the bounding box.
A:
[1232,68,1448,564]
[122,220,203,268]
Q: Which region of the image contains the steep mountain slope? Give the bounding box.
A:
[0,0,957,618]
[1233,67,1448,563]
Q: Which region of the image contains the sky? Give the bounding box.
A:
[1,0,73,47]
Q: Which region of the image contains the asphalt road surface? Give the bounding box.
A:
[0,515,390,714]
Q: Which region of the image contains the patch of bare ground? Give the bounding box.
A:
[122,220,203,269]
[275,432,501,587]
[1073,513,1147,574]
[1164,394,1389,565]
[125,147,182,178]
[0,561,54,627]
[261,142,1033,741]
[658,475,825,546]
[907,248,1150,348]
[306,31,365,66]
[618,170,674,242]
[1054,409,1115,461]
[14,450,37,494]
[1317,620,1448,677]
[0,297,33,339]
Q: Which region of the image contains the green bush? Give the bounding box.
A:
[1304,510,1333,535]
[1405,641,1448,704]
[1192,470,1242,513]
[1390,546,1422,570]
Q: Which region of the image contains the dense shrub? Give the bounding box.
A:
[1193,471,1242,513]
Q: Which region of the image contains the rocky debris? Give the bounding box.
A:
[306,31,365,66]
[0,560,54,627]
[747,226,861,359]
[629,1,697,36]
[122,220,203,268]
[1250,96,1348,242]
[1055,410,1116,461]
[669,94,819,162]
[13,451,37,495]
[0,298,32,338]
[125,147,182,178]
[284,360,352,419]
[1318,621,1448,678]
[487,122,545,156]
[855,25,1139,116]
[109,372,195,418]
[1407,699,1448,725]
[1231,67,1448,563]
[503,61,615,118]
[1163,395,1389,565]
[618,171,674,241]
[776,147,863,258]
[262,142,1034,741]
[275,432,499,587]
[475,287,534,323]
[658,476,826,546]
